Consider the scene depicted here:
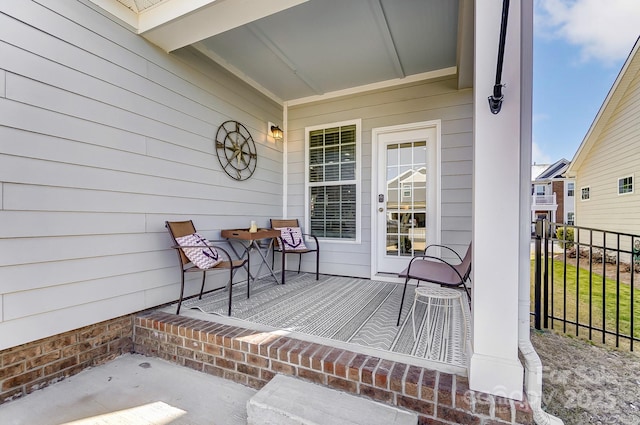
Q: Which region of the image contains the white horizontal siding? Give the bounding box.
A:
[0,0,283,350]
[287,78,473,277]
[575,67,640,236]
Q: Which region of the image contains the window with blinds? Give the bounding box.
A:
[308,123,358,240]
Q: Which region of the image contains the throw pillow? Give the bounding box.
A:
[275,227,308,251]
[175,232,222,269]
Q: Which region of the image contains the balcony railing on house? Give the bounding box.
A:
[531,193,556,206]
[532,219,640,351]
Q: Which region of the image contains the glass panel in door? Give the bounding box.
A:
[385,141,427,257]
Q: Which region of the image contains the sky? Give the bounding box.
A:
[532,0,640,165]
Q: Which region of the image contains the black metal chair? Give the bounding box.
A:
[270,218,320,284]
[165,220,248,315]
[396,242,472,325]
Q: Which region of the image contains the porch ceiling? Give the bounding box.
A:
[90,0,474,103]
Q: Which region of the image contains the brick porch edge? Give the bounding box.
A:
[135,311,533,425]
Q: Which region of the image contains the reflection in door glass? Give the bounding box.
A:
[385,141,427,257]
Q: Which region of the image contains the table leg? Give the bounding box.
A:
[252,238,281,285]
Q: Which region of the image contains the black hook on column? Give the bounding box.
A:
[488,0,510,115]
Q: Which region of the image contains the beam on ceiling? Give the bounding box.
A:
[369,0,404,79]
[141,0,309,52]
[192,42,284,105]
[246,24,323,95]
[456,0,474,89]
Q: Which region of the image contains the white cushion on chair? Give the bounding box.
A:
[275,227,308,251]
[175,232,222,269]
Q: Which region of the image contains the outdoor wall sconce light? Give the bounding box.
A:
[270,123,283,141]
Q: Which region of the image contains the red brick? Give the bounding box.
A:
[495,396,512,422]
[360,384,393,404]
[417,416,448,425]
[276,339,299,362]
[168,334,183,347]
[374,359,394,389]
[454,375,472,410]
[271,360,296,375]
[398,395,434,416]
[232,329,257,351]
[514,395,534,425]
[327,375,358,393]
[44,357,78,376]
[224,349,245,362]
[177,346,195,359]
[194,351,215,364]
[184,358,204,371]
[299,343,321,368]
[267,337,289,359]
[405,365,422,397]
[420,369,436,401]
[297,368,325,385]
[215,357,235,370]
[288,340,312,365]
[347,354,369,381]
[310,345,332,371]
[322,348,342,375]
[389,362,407,392]
[474,391,492,416]
[247,353,269,368]
[223,370,248,385]
[2,369,43,391]
[43,335,77,353]
[437,373,453,406]
[261,369,276,381]
[203,364,225,378]
[237,363,260,378]
[437,406,481,424]
[0,387,25,405]
[203,343,222,356]
[334,350,357,378]
[3,346,43,366]
[0,362,25,380]
[259,336,283,357]
[361,357,379,385]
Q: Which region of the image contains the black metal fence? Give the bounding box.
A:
[532,219,640,350]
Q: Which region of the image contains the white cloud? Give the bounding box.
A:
[532,140,552,165]
[536,0,640,65]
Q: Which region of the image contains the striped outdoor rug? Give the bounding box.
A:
[181,273,468,367]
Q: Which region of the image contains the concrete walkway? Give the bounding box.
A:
[0,354,255,425]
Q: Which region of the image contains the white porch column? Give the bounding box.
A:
[470,0,529,400]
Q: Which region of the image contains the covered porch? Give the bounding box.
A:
[0,0,554,423]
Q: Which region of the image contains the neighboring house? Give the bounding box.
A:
[0,1,558,422]
[566,37,640,236]
[531,158,575,225]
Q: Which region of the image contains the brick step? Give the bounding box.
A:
[247,374,418,425]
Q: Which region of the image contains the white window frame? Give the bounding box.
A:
[567,212,575,225]
[567,182,574,197]
[581,186,590,201]
[618,175,634,195]
[304,119,362,244]
[535,184,546,196]
[402,183,412,198]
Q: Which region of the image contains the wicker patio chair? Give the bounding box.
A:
[396,242,472,325]
[270,218,320,284]
[165,220,248,315]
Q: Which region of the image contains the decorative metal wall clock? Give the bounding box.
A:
[215,120,257,181]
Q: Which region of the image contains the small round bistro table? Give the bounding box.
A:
[410,285,467,352]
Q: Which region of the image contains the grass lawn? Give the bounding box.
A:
[531,258,640,349]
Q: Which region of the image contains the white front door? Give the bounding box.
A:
[372,122,440,275]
